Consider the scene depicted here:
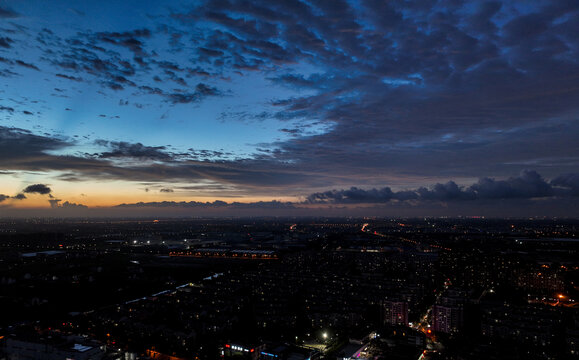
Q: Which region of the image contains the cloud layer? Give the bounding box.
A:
[0,1,578,216]
[3,169,579,218]
[306,170,578,204]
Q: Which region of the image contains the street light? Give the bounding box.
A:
[322,332,328,340]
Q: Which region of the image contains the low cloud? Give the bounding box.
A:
[470,170,552,199]
[551,173,579,196]
[96,140,172,160]
[60,201,88,209]
[23,184,52,195]
[306,170,577,204]
[116,200,294,209]
[49,199,88,209]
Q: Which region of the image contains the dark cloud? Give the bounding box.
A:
[0,126,100,173]
[0,194,9,203]
[96,28,151,55]
[23,184,52,195]
[56,73,83,81]
[280,128,301,136]
[551,173,579,196]
[48,200,87,209]
[187,148,235,161]
[0,6,19,18]
[159,188,174,193]
[162,0,579,184]
[60,201,88,209]
[0,37,13,48]
[115,199,294,209]
[2,125,577,206]
[95,140,172,160]
[470,170,552,199]
[417,182,476,201]
[13,193,26,200]
[15,60,40,71]
[137,83,221,104]
[0,127,309,189]
[0,69,18,77]
[166,83,220,104]
[24,23,224,110]
[307,187,396,204]
[199,47,224,57]
[306,170,575,204]
[3,0,579,214]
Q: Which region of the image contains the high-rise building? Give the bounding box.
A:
[432,289,467,334]
[384,300,409,326]
[432,303,464,334]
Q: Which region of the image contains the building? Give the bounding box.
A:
[432,304,464,334]
[480,303,563,347]
[223,342,264,360]
[3,336,105,360]
[383,300,408,326]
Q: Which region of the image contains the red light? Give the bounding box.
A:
[250,349,254,353]
[225,344,231,348]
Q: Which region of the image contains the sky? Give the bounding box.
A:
[1,0,579,217]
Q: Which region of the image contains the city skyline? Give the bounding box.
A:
[1,0,579,217]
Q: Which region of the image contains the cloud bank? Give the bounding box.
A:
[306,170,576,204]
